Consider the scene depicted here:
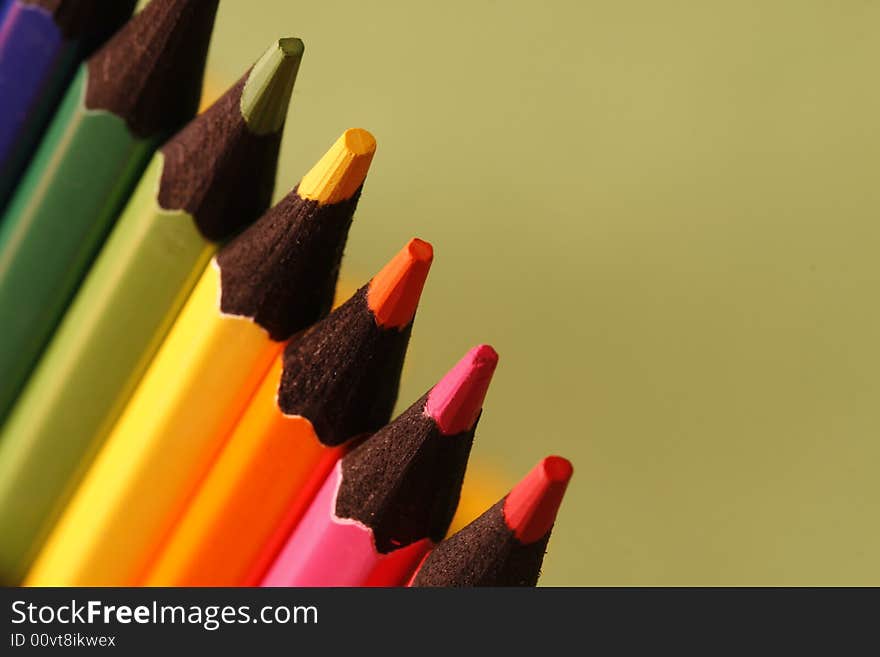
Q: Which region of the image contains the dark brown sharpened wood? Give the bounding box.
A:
[336,394,477,553]
[413,456,573,586]
[411,499,550,587]
[156,78,275,239]
[156,37,303,241]
[216,185,363,340]
[277,287,413,445]
[85,0,219,138]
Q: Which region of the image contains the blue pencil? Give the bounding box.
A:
[0,0,135,210]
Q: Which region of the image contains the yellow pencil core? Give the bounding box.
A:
[298,128,377,205]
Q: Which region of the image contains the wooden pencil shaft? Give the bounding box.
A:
[0,156,211,584]
[0,0,135,206]
[25,263,282,585]
[0,0,219,424]
[0,68,155,424]
[19,39,303,586]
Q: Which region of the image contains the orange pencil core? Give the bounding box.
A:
[367,238,433,328]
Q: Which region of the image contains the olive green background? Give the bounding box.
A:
[200,1,880,585]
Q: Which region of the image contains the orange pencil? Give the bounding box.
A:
[143,238,434,586]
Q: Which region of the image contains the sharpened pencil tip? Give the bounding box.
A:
[277,37,303,56]
[503,456,573,544]
[343,127,377,156]
[298,128,377,205]
[367,238,433,329]
[241,38,304,135]
[425,345,498,435]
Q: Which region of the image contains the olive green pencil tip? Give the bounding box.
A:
[240,38,304,135]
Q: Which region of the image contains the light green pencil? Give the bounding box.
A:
[0,38,303,585]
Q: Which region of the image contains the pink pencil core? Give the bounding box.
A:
[503,456,573,544]
[425,344,498,435]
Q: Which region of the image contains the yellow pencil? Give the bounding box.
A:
[25,129,376,587]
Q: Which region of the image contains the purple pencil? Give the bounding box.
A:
[0,0,134,208]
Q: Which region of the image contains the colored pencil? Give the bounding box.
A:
[0,0,217,424]
[410,456,573,587]
[27,128,375,587]
[144,239,434,587]
[262,344,499,587]
[0,38,300,585]
[0,0,136,207]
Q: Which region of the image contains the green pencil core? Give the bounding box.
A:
[240,38,304,135]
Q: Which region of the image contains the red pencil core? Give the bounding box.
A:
[367,238,433,329]
[425,344,498,435]
[503,456,573,544]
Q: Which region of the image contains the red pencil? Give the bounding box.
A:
[409,456,573,586]
[262,344,499,587]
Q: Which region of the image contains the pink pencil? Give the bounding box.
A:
[261,344,499,587]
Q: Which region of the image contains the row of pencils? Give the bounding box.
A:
[0,0,573,587]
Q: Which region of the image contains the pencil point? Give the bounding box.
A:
[425,345,498,435]
[503,456,573,544]
[241,38,304,135]
[85,0,219,137]
[298,128,377,205]
[367,239,433,329]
